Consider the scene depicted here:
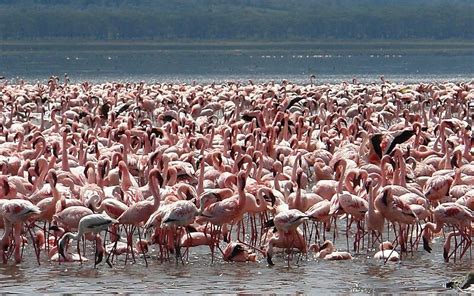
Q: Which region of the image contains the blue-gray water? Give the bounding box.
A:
[0,43,473,83]
[0,232,471,294]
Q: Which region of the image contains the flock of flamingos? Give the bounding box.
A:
[0,76,472,268]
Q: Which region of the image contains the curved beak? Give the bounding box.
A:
[49,225,60,232]
[58,237,67,260]
[95,250,104,266]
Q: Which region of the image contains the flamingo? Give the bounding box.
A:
[52,206,93,231]
[264,200,309,266]
[264,226,307,266]
[58,213,117,267]
[160,199,199,262]
[222,241,257,262]
[199,171,247,239]
[373,241,400,262]
[311,240,353,260]
[374,187,418,252]
[117,167,161,266]
[422,202,473,261]
[1,199,41,263]
[365,179,385,249]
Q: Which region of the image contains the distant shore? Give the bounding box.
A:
[1,40,474,56]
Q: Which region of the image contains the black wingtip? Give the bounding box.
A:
[286,96,304,111]
[264,219,275,228]
[381,190,389,206]
[370,134,383,160]
[445,281,455,289]
[227,244,244,261]
[386,129,415,155]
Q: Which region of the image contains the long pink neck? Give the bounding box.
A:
[121,167,134,189]
[197,160,205,196]
[337,160,347,194]
[61,133,70,171]
[149,174,161,210]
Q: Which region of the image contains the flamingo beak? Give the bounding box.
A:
[96,250,104,266]
[58,237,67,260]
[422,236,432,253]
[443,247,449,262]
[263,219,275,228]
[49,225,60,231]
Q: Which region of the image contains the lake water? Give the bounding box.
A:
[0,225,471,294]
[0,42,473,294]
[0,42,473,84]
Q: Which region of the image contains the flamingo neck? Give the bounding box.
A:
[197,161,205,196]
[336,161,347,194]
[149,175,161,210]
[61,134,70,171]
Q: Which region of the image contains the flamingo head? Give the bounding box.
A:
[48,169,58,188]
[57,235,68,260]
[95,249,104,266]
[381,188,390,206]
[237,171,247,191]
[118,161,127,173]
[365,179,372,192]
[85,194,100,212]
[262,189,276,207]
[223,242,245,262]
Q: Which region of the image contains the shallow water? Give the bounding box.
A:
[0,227,471,294]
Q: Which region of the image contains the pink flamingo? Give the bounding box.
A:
[264,226,307,266]
[117,160,143,205]
[117,167,161,266]
[374,187,418,253]
[160,199,199,262]
[222,241,257,262]
[58,213,116,268]
[373,241,400,262]
[1,199,40,263]
[365,179,385,249]
[422,202,473,261]
[311,240,353,260]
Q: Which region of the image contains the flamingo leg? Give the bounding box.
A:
[137,226,148,267]
[94,237,99,268]
[123,226,130,265]
[77,239,83,264]
[27,226,41,265]
[105,230,118,268]
[458,228,471,261]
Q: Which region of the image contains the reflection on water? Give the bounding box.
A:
[0,235,471,294]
